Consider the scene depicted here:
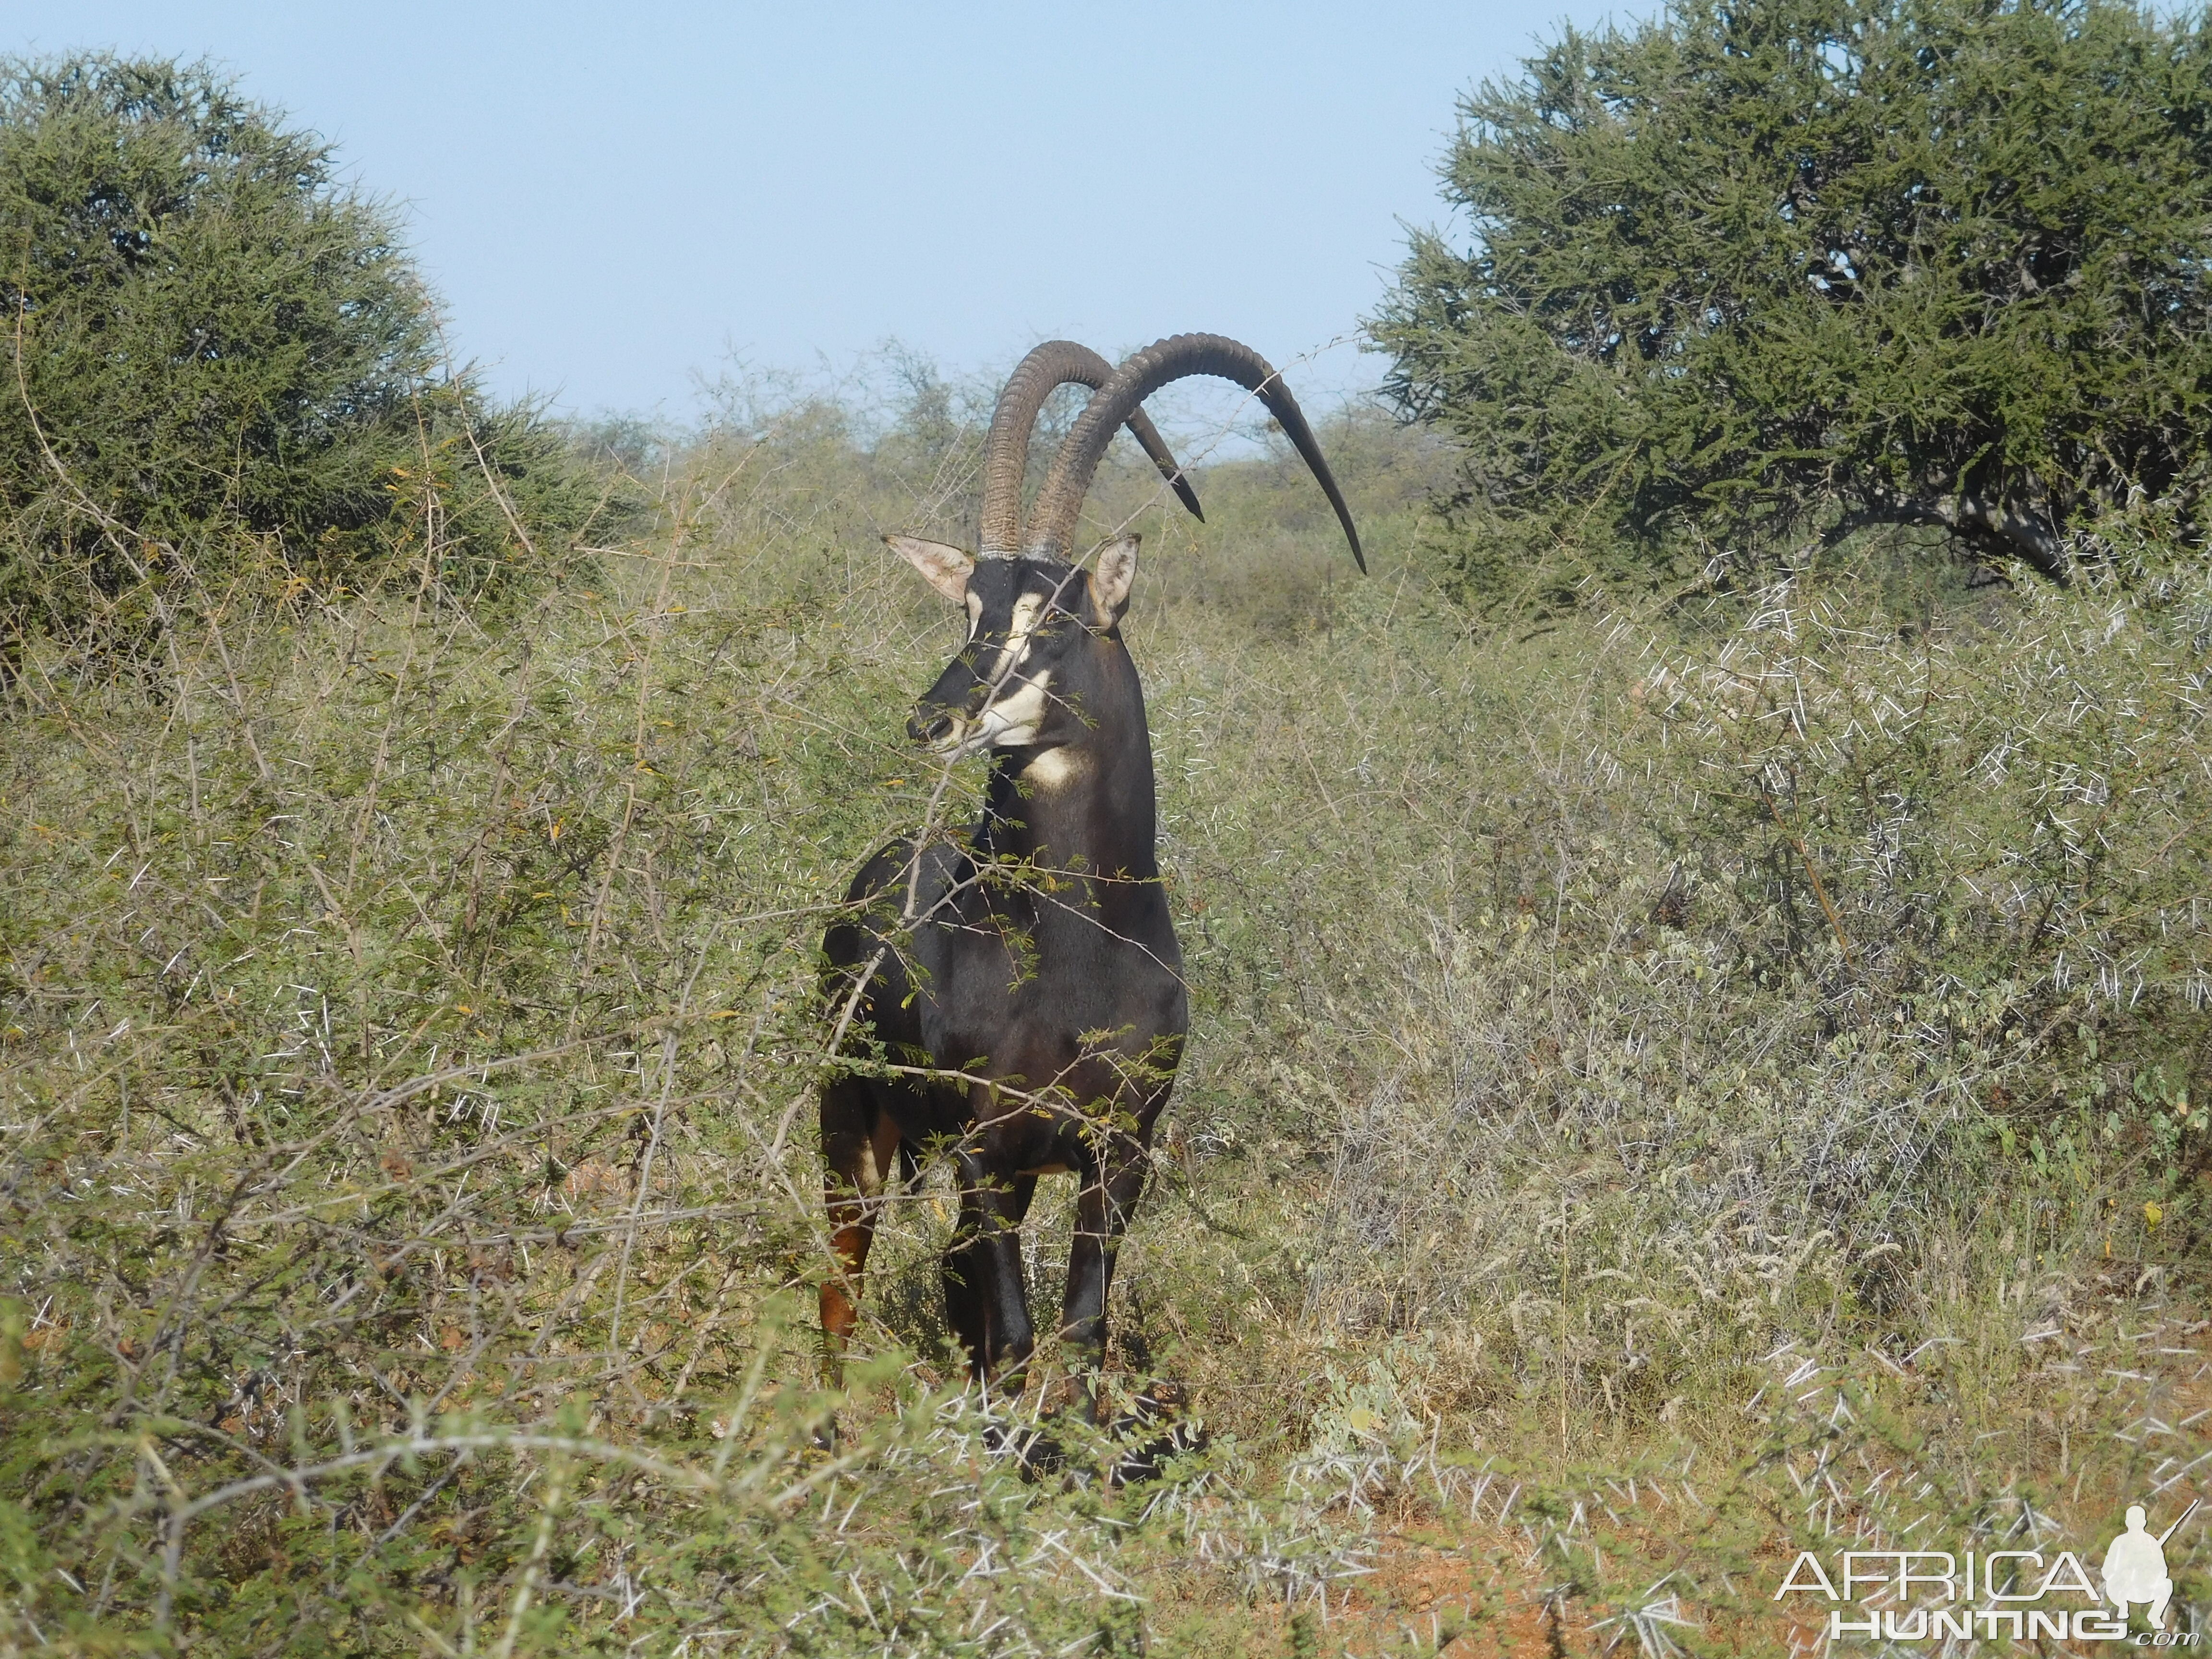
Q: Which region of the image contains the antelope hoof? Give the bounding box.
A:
[1107,1380,1206,1486]
[985,1420,1064,1479]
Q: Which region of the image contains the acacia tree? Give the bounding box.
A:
[0,55,595,638]
[1373,0,2212,583]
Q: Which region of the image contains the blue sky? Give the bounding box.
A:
[15,3,1636,428]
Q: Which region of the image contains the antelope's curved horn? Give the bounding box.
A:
[1026,334,1362,572]
[978,340,1203,556]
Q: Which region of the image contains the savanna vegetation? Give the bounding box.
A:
[0,55,606,652]
[3,16,2210,1657]
[1375,0,2212,594]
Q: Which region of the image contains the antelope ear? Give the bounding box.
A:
[1087,534,1140,625]
[886,535,975,604]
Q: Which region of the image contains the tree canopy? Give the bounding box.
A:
[0,55,596,639]
[1372,0,2212,583]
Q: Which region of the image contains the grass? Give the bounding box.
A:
[0,390,2208,1655]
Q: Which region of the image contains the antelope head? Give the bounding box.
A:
[890,532,1142,761]
[890,333,1363,763]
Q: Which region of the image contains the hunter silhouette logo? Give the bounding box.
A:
[2104,1500,2198,1631]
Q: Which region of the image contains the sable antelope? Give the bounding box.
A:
[819,334,1362,1428]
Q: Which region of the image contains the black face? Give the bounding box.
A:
[908,559,1098,758]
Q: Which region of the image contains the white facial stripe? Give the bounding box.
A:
[924,668,1056,758]
[964,590,983,639]
[977,669,1052,746]
[995,593,1046,674]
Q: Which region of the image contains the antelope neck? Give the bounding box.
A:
[974,666,1160,923]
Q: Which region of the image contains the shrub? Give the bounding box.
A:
[0,54,601,649]
[1373,0,2212,588]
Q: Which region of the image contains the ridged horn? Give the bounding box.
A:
[978,340,1203,557]
[1026,333,1363,572]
